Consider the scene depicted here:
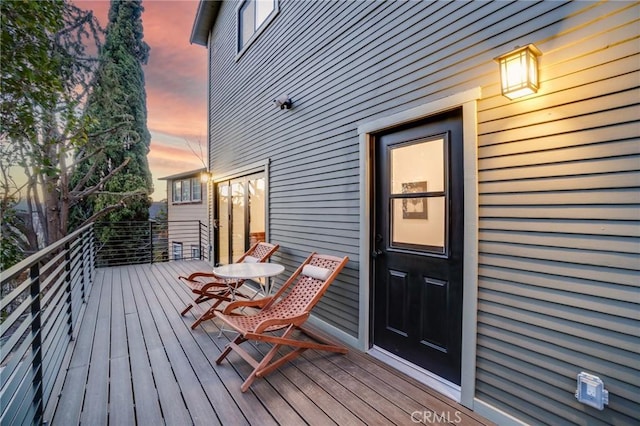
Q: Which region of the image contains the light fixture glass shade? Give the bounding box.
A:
[496,44,541,99]
[200,171,211,183]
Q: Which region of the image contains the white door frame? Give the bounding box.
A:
[357,88,481,408]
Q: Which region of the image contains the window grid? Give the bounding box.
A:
[237,0,277,53]
[172,177,203,204]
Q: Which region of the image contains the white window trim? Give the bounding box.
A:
[235,0,279,61]
[173,181,182,203]
[172,177,203,205]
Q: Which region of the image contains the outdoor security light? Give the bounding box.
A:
[495,44,542,99]
[274,94,292,109]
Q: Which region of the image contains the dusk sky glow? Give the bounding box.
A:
[76,0,208,201]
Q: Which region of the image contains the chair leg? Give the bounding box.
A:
[216,335,245,364]
[181,303,193,316]
[190,294,229,329]
[241,343,281,393]
[181,293,215,317]
[256,348,307,379]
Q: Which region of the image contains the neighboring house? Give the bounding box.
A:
[190,1,639,424]
[159,168,209,261]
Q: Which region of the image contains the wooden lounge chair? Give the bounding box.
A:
[215,252,349,392]
[178,241,279,329]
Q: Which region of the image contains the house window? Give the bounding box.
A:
[172,177,203,204]
[192,179,202,201]
[181,179,191,201]
[191,245,201,260]
[173,181,182,202]
[237,0,277,53]
[172,242,183,260]
[216,171,266,265]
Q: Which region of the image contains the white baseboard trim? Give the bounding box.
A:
[474,398,529,426]
[306,315,360,349]
[369,346,461,403]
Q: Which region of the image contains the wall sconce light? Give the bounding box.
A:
[200,171,212,183]
[495,44,542,99]
[273,94,292,110]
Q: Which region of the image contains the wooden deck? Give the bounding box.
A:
[48,261,492,425]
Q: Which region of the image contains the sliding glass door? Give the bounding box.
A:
[215,172,266,265]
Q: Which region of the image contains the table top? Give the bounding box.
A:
[212,262,285,280]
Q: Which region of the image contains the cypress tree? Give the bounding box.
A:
[73,0,152,227]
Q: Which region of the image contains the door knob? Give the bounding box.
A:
[371,249,383,258]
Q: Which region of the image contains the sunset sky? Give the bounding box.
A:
[76,0,208,201]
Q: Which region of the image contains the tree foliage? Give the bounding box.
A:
[1,0,101,265]
[0,0,151,270]
[72,0,153,226]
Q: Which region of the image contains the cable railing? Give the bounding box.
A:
[94,220,209,267]
[1,223,95,426]
[1,219,209,424]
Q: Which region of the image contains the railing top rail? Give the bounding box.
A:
[0,223,93,283]
[96,220,204,224]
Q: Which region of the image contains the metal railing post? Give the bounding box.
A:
[65,242,73,338]
[30,263,44,423]
[81,229,87,303]
[198,220,203,260]
[149,221,154,264]
[90,225,96,283]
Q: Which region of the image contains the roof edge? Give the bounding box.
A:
[190,0,221,46]
[158,168,207,181]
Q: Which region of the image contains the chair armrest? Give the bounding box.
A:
[180,271,222,281]
[179,274,227,292]
[223,297,273,314]
[255,312,310,334]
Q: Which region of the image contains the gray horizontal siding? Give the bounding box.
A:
[474,0,639,424]
[205,0,639,423]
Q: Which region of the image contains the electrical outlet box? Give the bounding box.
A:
[575,372,609,410]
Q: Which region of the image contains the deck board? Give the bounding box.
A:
[49,261,493,425]
[80,265,110,426]
[53,268,104,425]
[108,267,135,425]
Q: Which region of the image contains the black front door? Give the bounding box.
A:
[372,108,464,385]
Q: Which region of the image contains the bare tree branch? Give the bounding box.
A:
[70,147,105,193]
[76,191,145,227]
[69,157,131,203]
[183,137,207,169]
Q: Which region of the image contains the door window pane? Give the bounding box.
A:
[218,184,230,264]
[389,136,447,254]
[248,177,265,245]
[216,172,266,265]
[391,197,445,251]
[231,181,246,261]
[390,138,444,194]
